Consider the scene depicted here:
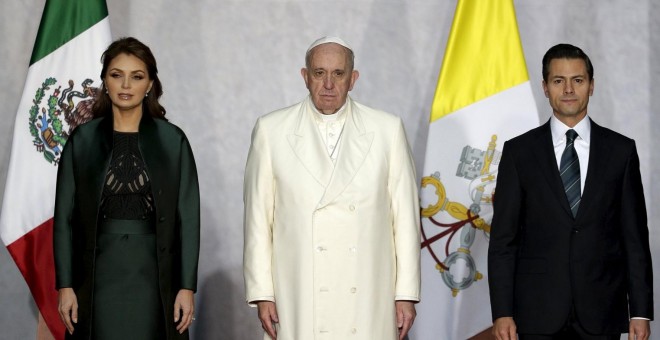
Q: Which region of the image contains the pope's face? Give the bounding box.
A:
[301,43,359,114]
[542,58,594,126]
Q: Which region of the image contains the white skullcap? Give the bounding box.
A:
[306,36,353,53]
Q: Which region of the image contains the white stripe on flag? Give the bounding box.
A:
[0,18,111,245]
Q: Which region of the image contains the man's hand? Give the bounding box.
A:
[629,319,650,340]
[58,288,78,335]
[395,301,416,340]
[492,317,517,340]
[173,289,195,334]
[257,301,279,339]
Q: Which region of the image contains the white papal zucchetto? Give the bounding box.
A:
[306,36,353,53]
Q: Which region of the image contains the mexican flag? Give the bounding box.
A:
[0,0,111,338]
[411,0,539,339]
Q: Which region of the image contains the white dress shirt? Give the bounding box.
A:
[313,104,347,164]
[550,115,590,195]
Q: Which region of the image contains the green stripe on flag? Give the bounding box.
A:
[30,0,108,64]
[430,0,529,122]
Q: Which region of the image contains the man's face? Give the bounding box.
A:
[542,58,594,126]
[301,43,359,115]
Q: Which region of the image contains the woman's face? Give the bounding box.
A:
[104,53,153,114]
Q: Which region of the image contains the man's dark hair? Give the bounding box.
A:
[542,43,594,82]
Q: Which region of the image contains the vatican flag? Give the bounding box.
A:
[411,0,539,339]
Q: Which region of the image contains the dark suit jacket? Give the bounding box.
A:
[53,115,200,340]
[488,118,653,335]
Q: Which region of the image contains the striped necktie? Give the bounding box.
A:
[560,129,581,217]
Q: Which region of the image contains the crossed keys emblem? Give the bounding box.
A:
[420,135,500,296]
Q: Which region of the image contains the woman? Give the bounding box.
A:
[54,37,200,340]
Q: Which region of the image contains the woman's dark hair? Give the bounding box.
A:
[542,43,594,82]
[93,37,167,120]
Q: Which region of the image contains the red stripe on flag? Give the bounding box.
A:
[6,218,64,340]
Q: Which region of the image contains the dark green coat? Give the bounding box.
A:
[53,115,200,340]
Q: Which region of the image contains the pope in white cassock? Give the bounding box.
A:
[243,36,421,340]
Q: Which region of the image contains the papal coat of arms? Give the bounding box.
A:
[29,77,98,164]
[421,135,501,296]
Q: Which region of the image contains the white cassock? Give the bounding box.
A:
[243,95,421,340]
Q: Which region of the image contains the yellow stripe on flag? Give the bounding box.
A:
[431,0,529,122]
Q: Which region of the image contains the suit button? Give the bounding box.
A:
[572,228,579,234]
[349,205,355,211]
[350,287,356,293]
[351,328,357,334]
[159,217,165,222]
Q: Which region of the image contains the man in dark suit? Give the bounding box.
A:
[488,43,653,340]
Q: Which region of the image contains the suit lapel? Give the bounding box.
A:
[318,99,373,208]
[575,119,610,221]
[90,117,114,211]
[287,98,334,187]
[533,120,574,217]
[138,116,168,194]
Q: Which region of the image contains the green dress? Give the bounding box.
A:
[54,116,199,340]
[92,131,165,339]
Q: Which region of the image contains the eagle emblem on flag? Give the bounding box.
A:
[29,77,99,164]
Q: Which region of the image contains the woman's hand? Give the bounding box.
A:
[58,288,78,335]
[174,289,195,334]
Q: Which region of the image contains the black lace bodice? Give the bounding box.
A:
[100,132,154,219]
